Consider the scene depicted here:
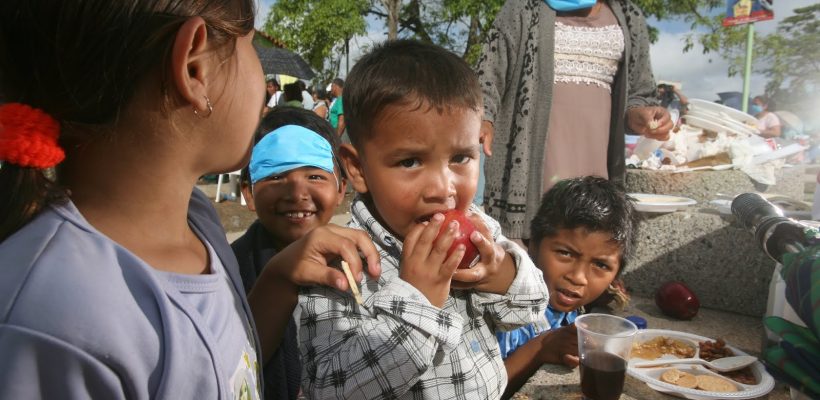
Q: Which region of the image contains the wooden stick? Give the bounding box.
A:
[340,260,363,305]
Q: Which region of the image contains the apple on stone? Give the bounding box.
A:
[655,281,700,320]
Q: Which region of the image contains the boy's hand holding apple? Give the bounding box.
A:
[400,213,466,308]
[448,210,517,295]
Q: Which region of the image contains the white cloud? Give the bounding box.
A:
[650,31,764,102]
[651,0,817,102]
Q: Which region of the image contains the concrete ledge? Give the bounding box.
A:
[623,208,775,317]
[620,167,805,317]
[625,166,804,203]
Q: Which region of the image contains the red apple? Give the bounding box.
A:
[435,210,480,269]
[655,281,700,320]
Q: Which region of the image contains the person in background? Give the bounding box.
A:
[499,176,639,398]
[297,80,314,110]
[282,83,303,108]
[263,76,282,116]
[312,88,330,120]
[752,95,781,138]
[657,83,688,113]
[328,77,345,137]
[232,107,347,400]
[299,39,548,399]
[0,0,380,397]
[476,0,671,244]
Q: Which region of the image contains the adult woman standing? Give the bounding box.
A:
[476,0,672,241]
[751,95,781,139]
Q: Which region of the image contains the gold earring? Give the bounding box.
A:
[193,95,213,118]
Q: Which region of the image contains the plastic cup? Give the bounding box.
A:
[576,314,638,400]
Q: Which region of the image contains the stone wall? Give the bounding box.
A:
[622,166,805,317]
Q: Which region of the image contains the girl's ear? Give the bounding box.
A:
[339,144,368,194]
[169,17,212,113]
[241,183,256,212]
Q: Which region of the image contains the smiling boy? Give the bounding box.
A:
[231,107,347,399]
[298,39,548,399]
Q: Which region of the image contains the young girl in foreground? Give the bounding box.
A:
[499,176,639,398]
[0,1,378,398]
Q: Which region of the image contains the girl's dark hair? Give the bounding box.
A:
[0,0,255,242]
[283,83,303,103]
[343,39,482,148]
[529,176,640,274]
[315,88,329,101]
[240,106,345,186]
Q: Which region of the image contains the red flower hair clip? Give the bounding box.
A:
[0,103,64,169]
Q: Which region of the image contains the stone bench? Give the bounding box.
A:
[621,166,805,317]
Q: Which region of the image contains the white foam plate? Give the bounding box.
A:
[628,329,775,400]
[752,143,806,165]
[629,193,697,213]
[688,99,759,126]
[685,108,759,136]
[683,114,752,137]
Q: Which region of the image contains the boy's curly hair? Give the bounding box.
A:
[530,176,641,309]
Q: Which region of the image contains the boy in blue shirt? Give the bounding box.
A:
[498,176,639,398]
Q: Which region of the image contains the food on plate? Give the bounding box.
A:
[699,339,758,384]
[695,374,738,392]
[655,281,700,320]
[720,366,757,385]
[682,152,731,168]
[698,339,733,361]
[434,209,479,269]
[631,336,696,360]
[660,369,697,388]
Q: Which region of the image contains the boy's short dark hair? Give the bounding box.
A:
[343,39,482,148]
[241,106,345,185]
[530,176,640,273]
[283,82,303,103]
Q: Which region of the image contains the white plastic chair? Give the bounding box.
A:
[215,170,246,205]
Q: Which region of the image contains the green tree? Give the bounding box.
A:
[263,0,503,79]
[261,0,743,82]
[263,0,369,83]
[686,4,820,115]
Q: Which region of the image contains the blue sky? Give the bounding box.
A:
[255,0,816,102]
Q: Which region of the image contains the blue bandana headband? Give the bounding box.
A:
[544,0,597,12]
[249,124,336,185]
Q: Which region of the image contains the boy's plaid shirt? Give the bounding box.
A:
[298,197,549,399]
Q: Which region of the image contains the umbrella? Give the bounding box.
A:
[775,111,804,132]
[716,91,753,111]
[253,43,315,80]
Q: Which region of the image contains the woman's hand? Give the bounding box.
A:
[627,106,672,141]
[250,224,380,362]
[450,211,516,295]
[266,224,381,291]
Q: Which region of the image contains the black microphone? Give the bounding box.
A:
[731,193,810,263]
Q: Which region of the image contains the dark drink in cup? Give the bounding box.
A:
[575,314,637,400]
[580,351,627,400]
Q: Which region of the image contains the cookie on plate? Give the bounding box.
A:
[660,369,698,389]
[696,374,737,392]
